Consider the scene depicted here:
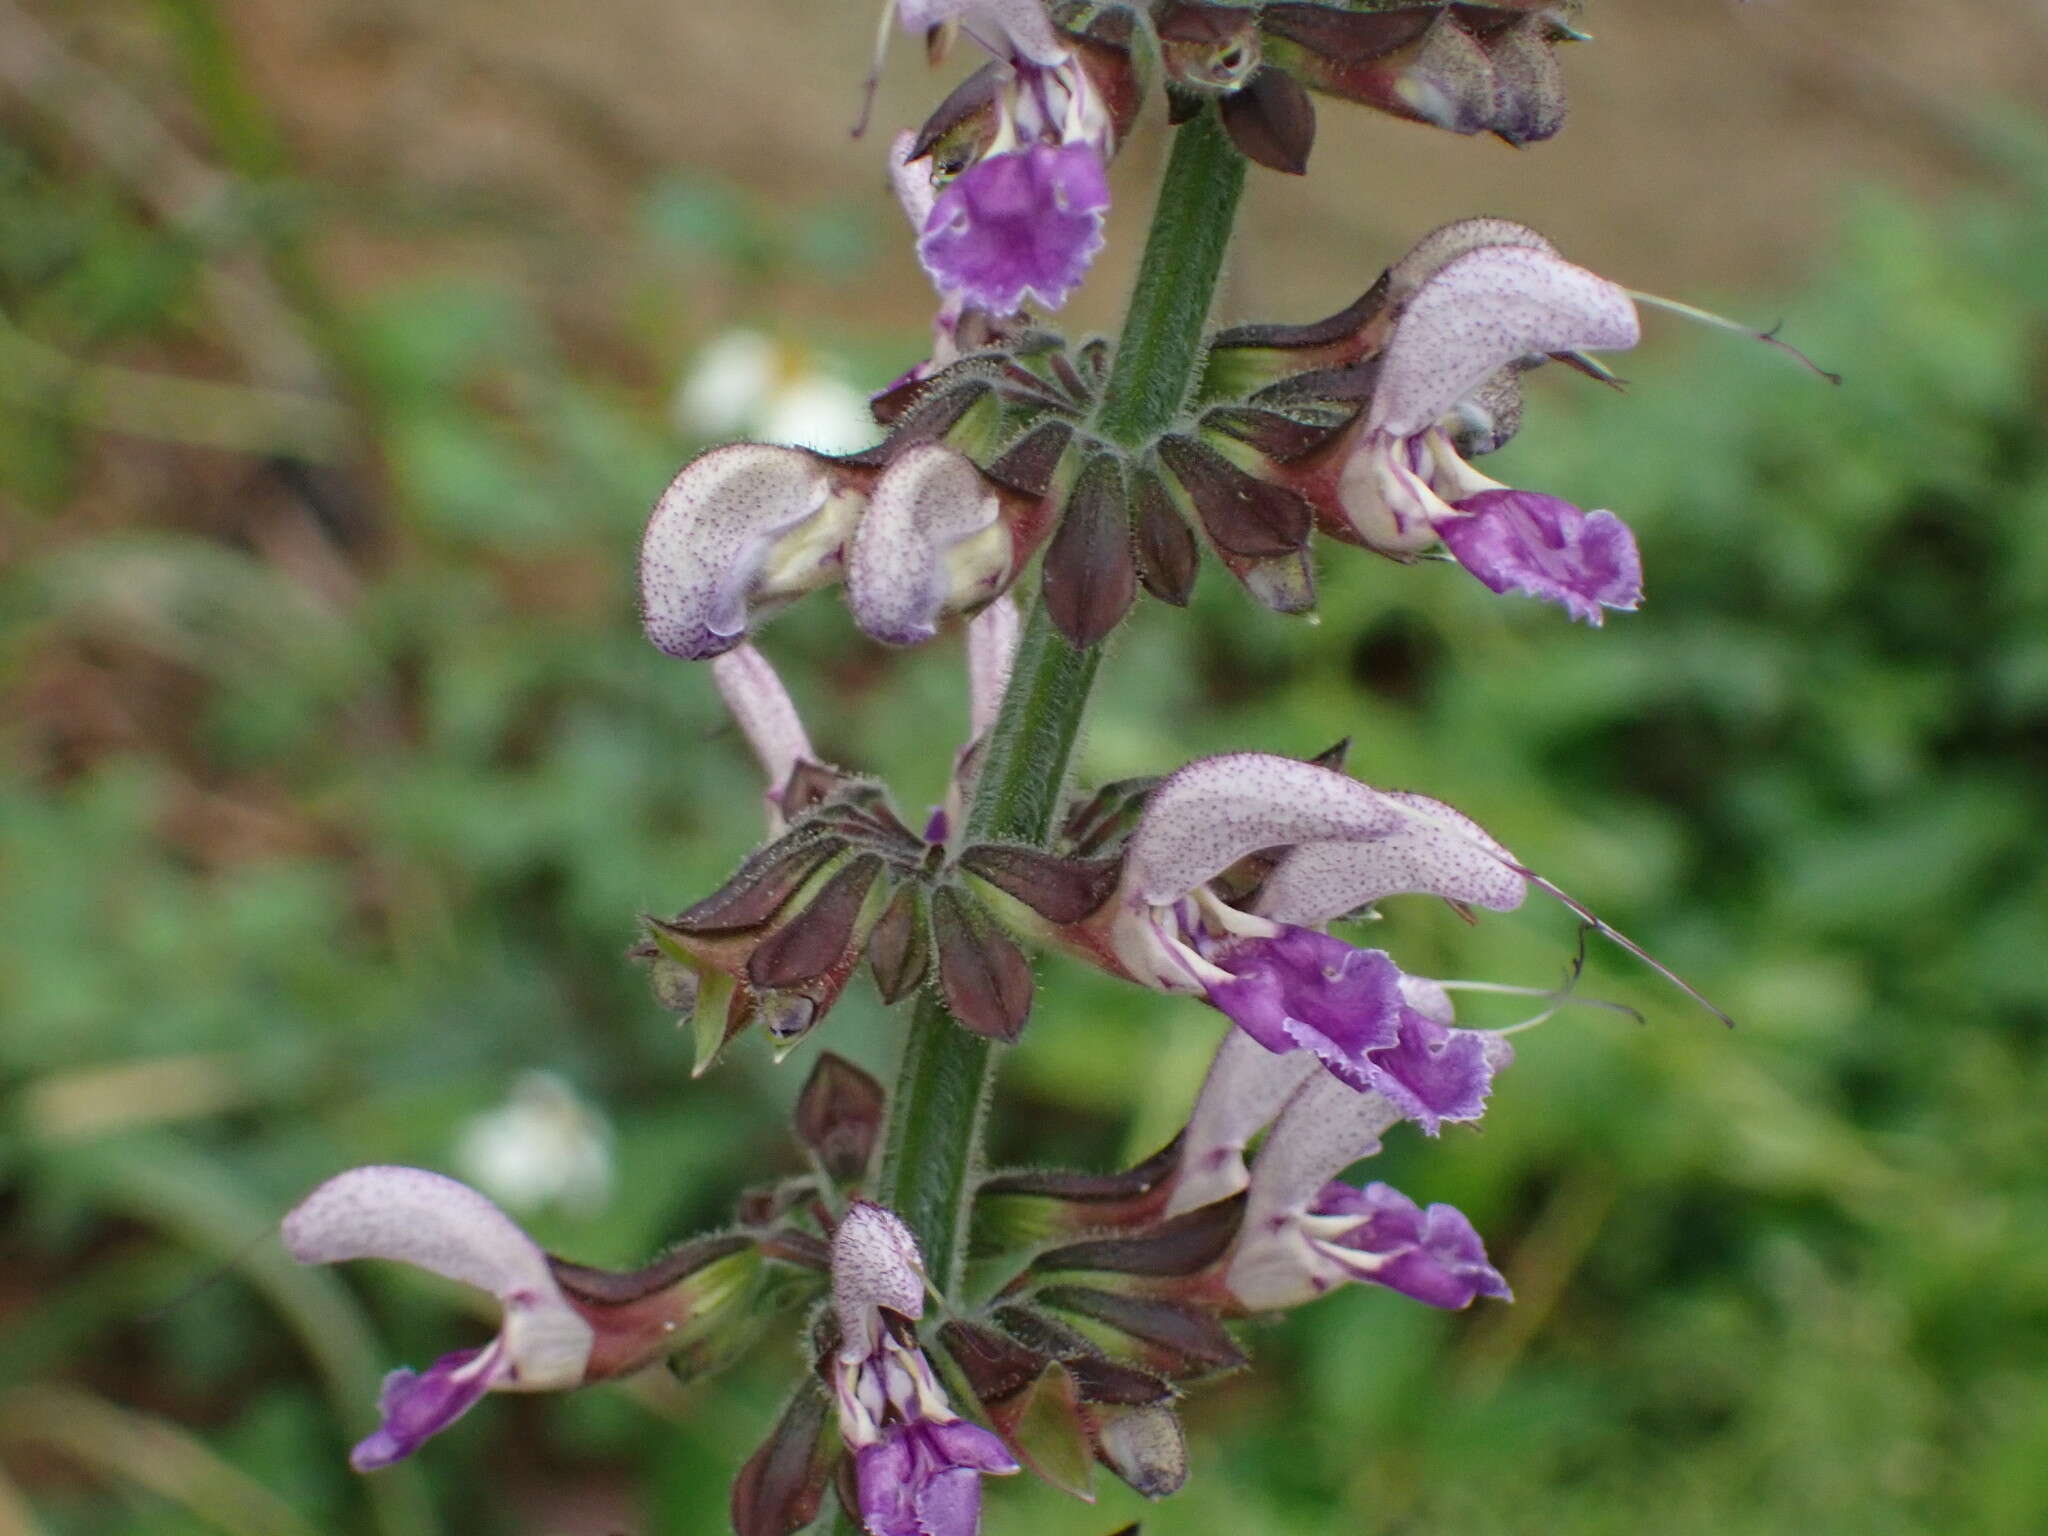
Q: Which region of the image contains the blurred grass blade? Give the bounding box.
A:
[0,1383,316,1536]
[0,1460,50,1536]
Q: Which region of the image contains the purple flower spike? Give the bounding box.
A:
[1438,489,1643,624]
[1313,1182,1512,1309]
[919,143,1109,316]
[1226,1058,1515,1312]
[1206,927,1405,1082]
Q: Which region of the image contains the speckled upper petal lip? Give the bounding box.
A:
[283,1165,560,1300]
[831,1201,926,1362]
[639,443,848,661]
[1119,753,1406,908]
[846,442,1003,646]
[1254,788,1527,924]
[1369,242,1640,439]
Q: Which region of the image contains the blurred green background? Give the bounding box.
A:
[4,2,2047,1533]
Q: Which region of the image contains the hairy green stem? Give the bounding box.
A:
[876,109,1248,1293]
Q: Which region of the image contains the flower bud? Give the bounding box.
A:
[973,1136,1186,1250]
[1031,1284,1245,1380]
[641,444,871,661]
[1039,450,1137,647]
[847,443,1041,646]
[731,1380,835,1536]
[1151,433,1318,613]
[1218,66,1317,175]
[794,1052,888,1185]
[930,885,1035,1042]
[1130,469,1200,607]
[650,834,902,1071]
[1093,1402,1188,1499]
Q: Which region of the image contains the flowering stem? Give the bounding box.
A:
[877,109,1248,1293]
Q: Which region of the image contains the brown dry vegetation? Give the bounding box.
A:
[68,0,2048,334]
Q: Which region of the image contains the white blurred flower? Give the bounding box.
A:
[673,329,876,455]
[453,1071,614,1217]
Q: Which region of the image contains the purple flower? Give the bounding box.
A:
[1224,1068,1512,1312]
[846,443,1016,647]
[855,1420,1020,1536]
[918,142,1109,315]
[1360,997,1498,1132]
[1328,219,1645,624]
[1080,754,1526,1116]
[286,1167,763,1470]
[1203,929,1498,1131]
[889,5,1117,320]
[283,1167,596,1469]
[830,1203,1019,1535]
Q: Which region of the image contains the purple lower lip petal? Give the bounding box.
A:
[919,143,1110,315]
[1204,925,1406,1080]
[349,1346,498,1471]
[1439,488,1644,624]
[1360,1005,1498,1133]
[1314,1180,1511,1309]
